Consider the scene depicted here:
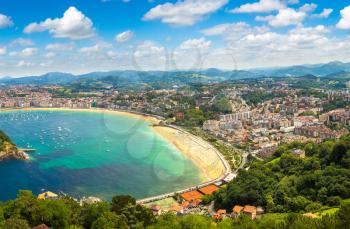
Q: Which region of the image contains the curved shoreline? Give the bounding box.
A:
[0,107,230,200]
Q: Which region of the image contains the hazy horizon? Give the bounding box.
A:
[1,59,349,79]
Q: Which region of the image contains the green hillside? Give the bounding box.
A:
[214,135,350,213]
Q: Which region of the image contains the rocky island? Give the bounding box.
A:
[0,130,26,161]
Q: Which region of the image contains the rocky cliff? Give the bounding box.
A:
[0,130,21,160]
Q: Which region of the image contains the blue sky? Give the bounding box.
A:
[0,0,350,76]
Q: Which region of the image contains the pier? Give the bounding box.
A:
[18,148,36,153]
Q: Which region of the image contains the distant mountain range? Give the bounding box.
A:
[253,61,350,77]
[1,61,350,87]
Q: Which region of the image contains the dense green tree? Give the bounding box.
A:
[337,202,350,228]
[38,200,71,228]
[146,212,181,229]
[214,135,350,212]
[3,190,40,225]
[183,109,205,126]
[179,215,212,228]
[60,196,83,226]
[91,212,128,229]
[3,218,30,229]
[213,97,232,113]
[81,202,110,229]
[0,207,4,228]
[111,195,136,214]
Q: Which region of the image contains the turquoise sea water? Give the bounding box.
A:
[0,110,202,201]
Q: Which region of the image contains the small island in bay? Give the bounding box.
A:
[0,130,27,161]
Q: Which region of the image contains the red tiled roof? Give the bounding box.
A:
[181,201,190,208]
[198,185,220,195]
[171,205,183,213]
[243,205,257,214]
[180,190,203,202]
[233,205,244,214]
[217,209,226,215]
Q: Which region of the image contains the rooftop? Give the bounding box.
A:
[198,185,220,195]
[180,190,203,202]
[243,205,257,214]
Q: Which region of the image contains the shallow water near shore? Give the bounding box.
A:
[0,110,202,200]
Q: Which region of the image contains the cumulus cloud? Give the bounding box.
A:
[10,48,38,57]
[45,52,56,58]
[179,37,211,50]
[256,7,306,27]
[24,7,95,40]
[21,48,38,57]
[201,22,269,38]
[0,14,13,29]
[0,47,7,55]
[200,23,233,36]
[78,42,112,54]
[133,41,165,57]
[337,6,350,30]
[197,22,350,69]
[79,44,101,53]
[299,3,317,13]
[312,8,333,19]
[45,43,75,51]
[17,60,35,67]
[10,38,34,47]
[143,0,228,26]
[115,30,134,43]
[230,0,284,13]
[106,51,118,58]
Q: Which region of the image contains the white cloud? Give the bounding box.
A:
[179,37,211,50]
[202,22,269,39]
[299,3,317,13]
[200,22,346,69]
[131,41,167,71]
[200,23,232,36]
[115,30,134,43]
[45,52,56,58]
[9,38,34,47]
[134,41,165,57]
[337,6,350,30]
[17,60,34,67]
[40,61,53,67]
[79,44,101,53]
[106,51,118,58]
[143,0,228,26]
[312,8,333,19]
[256,8,306,27]
[45,43,75,51]
[0,47,7,55]
[230,0,284,13]
[24,7,95,40]
[0,14,13,29]
[21,48,38,57]
[10,48,38,57]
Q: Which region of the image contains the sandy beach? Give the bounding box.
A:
[0,107,228,183]
[152,125,227,182]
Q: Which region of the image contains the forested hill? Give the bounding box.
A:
[0,130,18,160]
[214,134,350,214]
